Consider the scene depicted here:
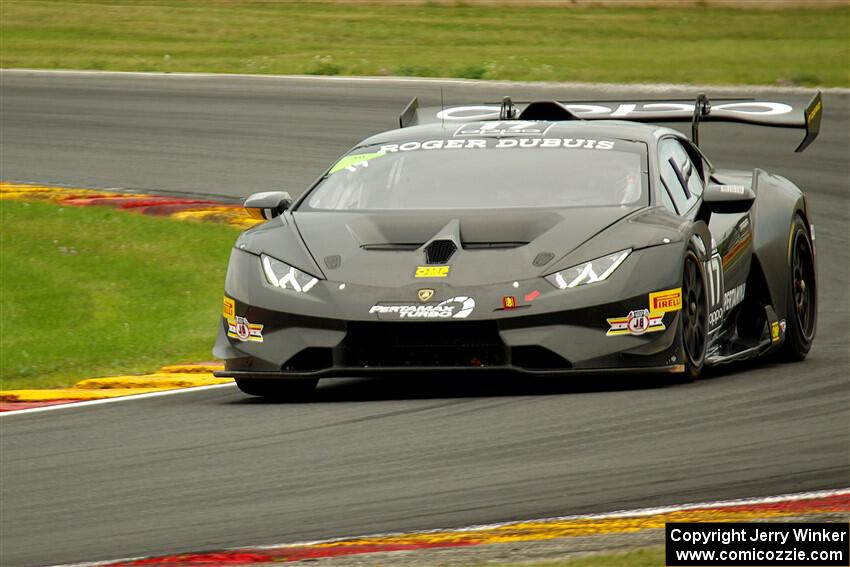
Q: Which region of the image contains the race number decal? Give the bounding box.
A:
[706,252,724,331]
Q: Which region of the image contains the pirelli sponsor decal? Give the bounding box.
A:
[649,288,682,314]
[223,297,236,320]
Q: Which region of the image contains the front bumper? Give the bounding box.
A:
[216,364,685,380]
[214,246,687,378]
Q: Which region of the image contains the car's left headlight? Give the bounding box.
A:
[261,254,320,293]
[544,249,631,289]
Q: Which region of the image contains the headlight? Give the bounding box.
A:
[544,249,631,289]
[261,254,319,293]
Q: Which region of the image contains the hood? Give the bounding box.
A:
[290,207,641,287]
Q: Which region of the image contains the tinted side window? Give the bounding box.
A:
[658,179,678,214]
[658,138,704,214]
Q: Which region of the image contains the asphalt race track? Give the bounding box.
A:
[1,71,848,567]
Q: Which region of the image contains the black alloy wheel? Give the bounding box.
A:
[781,216,817,361]
[681,250,708,380]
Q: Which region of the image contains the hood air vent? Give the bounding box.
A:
[533,252,555,266]
[425,239,457,264]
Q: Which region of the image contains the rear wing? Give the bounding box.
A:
[399,91,822,152]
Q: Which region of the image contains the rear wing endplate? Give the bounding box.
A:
[398,91,822,152]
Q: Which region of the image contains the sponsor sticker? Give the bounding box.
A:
[706,252,724,331]
[223,297,235,320]
[649,288,682,313]
[607,287,684,336]
[369,296,475,320]
[607,309,665,336]
[453,121,555,137]
[434,102,794,123]
[709,308,723,328]
[328,151,386,175]
[415,265,450,278]
[379,138,615,154]
[807,99,822,126]
[723,283,746,311]
[227,316,264,342]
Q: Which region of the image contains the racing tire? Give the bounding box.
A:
[235,378,318,400]
[680,249,709,381]
[780,216,817,361]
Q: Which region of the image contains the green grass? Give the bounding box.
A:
[0,1,848,86]
[487,546,664,566]
[0,200,239,390]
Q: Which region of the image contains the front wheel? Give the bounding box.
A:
[780,216,817,361]
[680,249,709,381]
[235,378,318,400]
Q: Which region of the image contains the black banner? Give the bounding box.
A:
[666,522,849,566]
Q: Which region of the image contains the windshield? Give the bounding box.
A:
[303,137,646,211]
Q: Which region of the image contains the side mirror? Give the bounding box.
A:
[702,184,755,214]
[244,191,292,220]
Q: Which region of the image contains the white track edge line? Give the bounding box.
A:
[49,487,850,567]
[2,68,847,95]
[0,383,236,417]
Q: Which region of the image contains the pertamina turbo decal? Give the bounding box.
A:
[370,296,475,320]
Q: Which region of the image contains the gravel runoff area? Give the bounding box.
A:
[206,513,850,567]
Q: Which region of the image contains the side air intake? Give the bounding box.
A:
[425,239,457,264]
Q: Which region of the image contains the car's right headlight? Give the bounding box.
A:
[544,249,631,289]
[261,254,319,293]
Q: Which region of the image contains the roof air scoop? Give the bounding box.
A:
[518,101,581,122]
[423,219,460,264]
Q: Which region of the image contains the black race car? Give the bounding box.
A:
[214,92,821,398]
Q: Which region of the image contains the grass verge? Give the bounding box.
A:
[1,1,847,87]
[0,200,239,390]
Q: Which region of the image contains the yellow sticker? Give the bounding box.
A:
[771,321,780,342]
[649,288,682,313]
[223,297,235,321]
[415,266,450,278]
[807,99,822,126]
